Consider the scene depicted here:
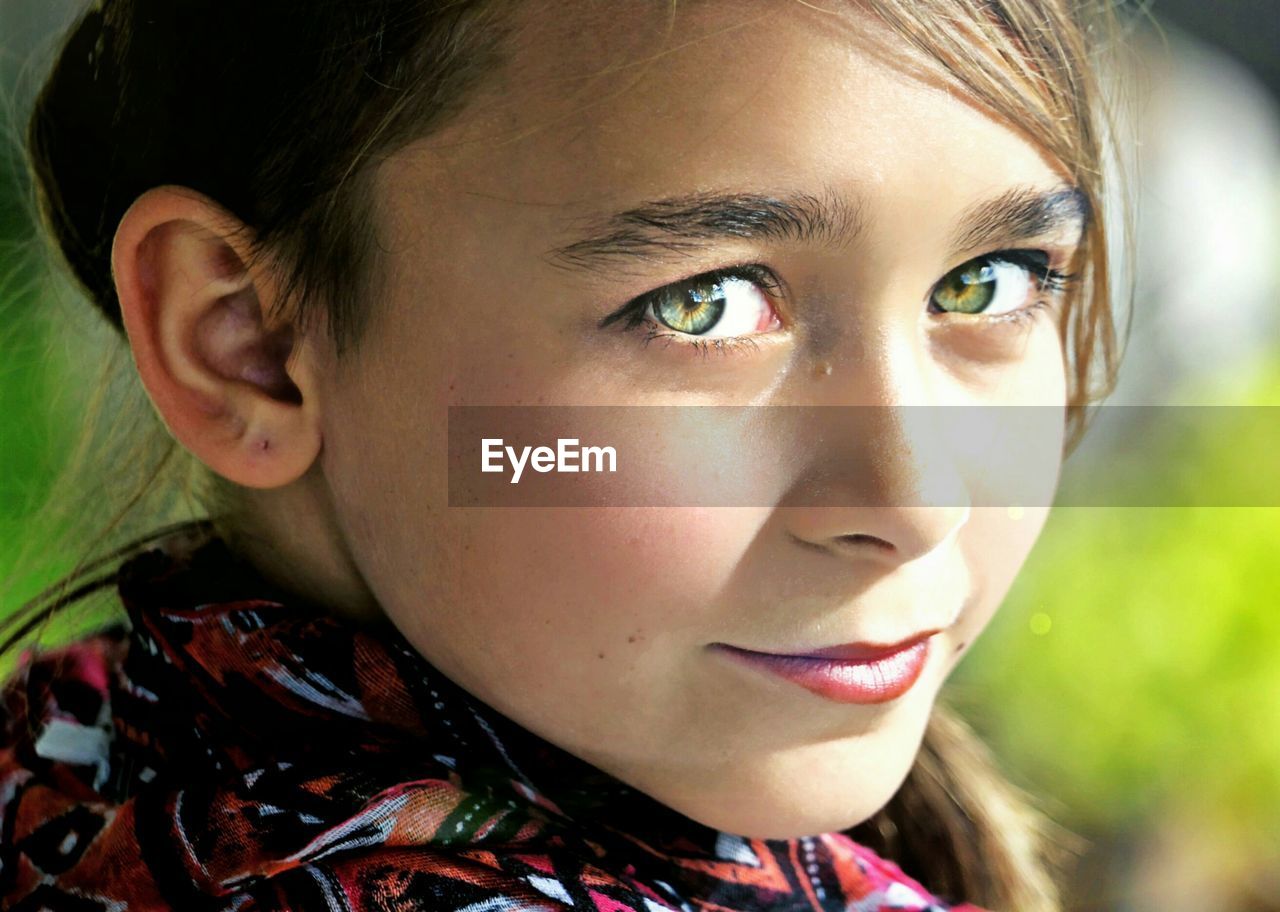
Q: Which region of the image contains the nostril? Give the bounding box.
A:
[835,533,894,551]
[785,530,897,557]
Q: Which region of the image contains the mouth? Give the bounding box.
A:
[708,631,938,704]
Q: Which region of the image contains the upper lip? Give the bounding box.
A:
[730,629,942,662]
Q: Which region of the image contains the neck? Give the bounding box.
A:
[206,461,384,625]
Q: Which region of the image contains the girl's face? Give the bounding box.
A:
[313,2,1081,837]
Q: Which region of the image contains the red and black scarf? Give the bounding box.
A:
[0,525,988,911]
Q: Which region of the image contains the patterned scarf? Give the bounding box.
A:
[0,524,987,911]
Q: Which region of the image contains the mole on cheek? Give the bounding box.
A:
[954,641,967,654]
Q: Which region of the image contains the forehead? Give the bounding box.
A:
[382,0,1070,253]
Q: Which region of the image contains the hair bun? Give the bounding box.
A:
[27,2,136,331]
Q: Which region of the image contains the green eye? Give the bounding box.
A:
[932,260,999,314]
[653,282,726,334]
[646,269,780,338]
[929,251,1059,318]
[597,263,785,345]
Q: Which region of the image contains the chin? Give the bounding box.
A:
[663,756,913,841]
[685,798,886,841]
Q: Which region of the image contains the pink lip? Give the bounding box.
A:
[786,630,941,662]
[710,633,936,704]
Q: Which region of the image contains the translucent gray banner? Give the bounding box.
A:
[446,406,1280,507]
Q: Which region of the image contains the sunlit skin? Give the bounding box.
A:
[110,2,1084,839]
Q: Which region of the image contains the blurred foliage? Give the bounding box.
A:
[952,359,1280,865]
[0,102,99,622]
[0,106,55,562]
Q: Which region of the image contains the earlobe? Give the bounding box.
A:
[111,186,322,490]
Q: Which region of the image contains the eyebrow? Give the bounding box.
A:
[950,185,1092,254]
[544,184,1090,273]
[545,187,862,273]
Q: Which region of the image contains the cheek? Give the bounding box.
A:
[417,506,768,740]
[457,507,763,649]
[951,505,1052,651]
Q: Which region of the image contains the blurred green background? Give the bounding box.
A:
[2,3,1278,911]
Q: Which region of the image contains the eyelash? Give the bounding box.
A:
[600,252,1076,355]
[637,325,765,358]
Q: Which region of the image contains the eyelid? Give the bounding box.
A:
[966,244,1075,274]
[943,247,1078,292]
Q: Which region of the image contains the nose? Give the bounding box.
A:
[787,501,971,566]
[781,343,973,567]
[782,412,972,565]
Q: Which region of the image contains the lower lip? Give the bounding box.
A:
[711,638,933,704]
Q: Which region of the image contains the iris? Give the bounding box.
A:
[653,281,728,334]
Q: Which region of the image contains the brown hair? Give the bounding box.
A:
[5,1,1134,908]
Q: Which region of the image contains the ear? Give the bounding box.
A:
[111,185,322,489]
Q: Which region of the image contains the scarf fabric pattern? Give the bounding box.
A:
[0,528,989,911]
